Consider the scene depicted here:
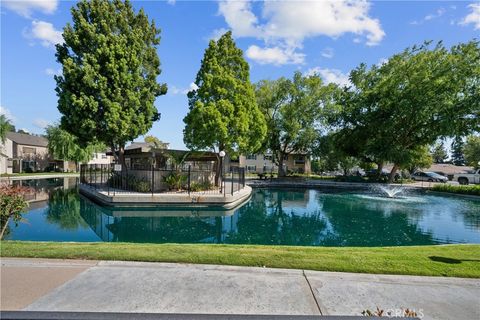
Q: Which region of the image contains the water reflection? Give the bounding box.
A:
[6,178,480,246]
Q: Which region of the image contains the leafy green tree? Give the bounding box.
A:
[331,40,480,182]
[0,115,14,143]
[400,145,433,174]
[0,184,30,239]
[183,31,266,183]
[55,0,166,170]
[46,124,105,171]
[144,135,168,149]
[451,136,466,166]
[256,72,337,176]
[431,141,448,164]
[464,135,480,168]
[315,134,359,176]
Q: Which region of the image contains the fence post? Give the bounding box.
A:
[151,165,154,196]
[188,165,191,195]
[242,168,245,188]
[231,168,234,195]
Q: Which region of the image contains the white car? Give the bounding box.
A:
[453,169,480,185]
[412,171,448,183]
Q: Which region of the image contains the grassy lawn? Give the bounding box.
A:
[2,241,479,278]
[430,184,480,196]
[0,172,79,177]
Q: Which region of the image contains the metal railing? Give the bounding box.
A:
[80,164,246,196]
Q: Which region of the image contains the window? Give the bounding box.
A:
[264,155,272,161]
[246,165,257,172]
[22,147,35,154]
[101,154,107,159]
[294,155,305,165]
[246,154,257,160]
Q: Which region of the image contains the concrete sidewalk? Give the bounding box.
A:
[1,258,479,319]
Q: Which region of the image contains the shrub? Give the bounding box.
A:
[164,172,187,190]
[189,181,214,192]
[134,179,151,193]
[0,184,31,238]
[430,184,480,196]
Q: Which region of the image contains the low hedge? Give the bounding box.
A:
[430,184,480,196]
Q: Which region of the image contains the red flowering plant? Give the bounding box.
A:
[0,183,31,239]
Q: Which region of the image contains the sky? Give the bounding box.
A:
[1,0,479,149]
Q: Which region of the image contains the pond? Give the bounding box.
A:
[4,178,480,246]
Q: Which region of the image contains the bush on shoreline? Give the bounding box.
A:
[430,184,480,196]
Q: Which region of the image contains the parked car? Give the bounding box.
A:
[411,171,448,183]
[366,169,401,180]
[453,169,480,185]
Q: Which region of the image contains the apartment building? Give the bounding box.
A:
[228,153,311,174]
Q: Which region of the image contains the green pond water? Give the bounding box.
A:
[5,178,480,246]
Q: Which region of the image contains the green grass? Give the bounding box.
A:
[430,184,480,196]
[2,241,479,278]
[0,172,79,177]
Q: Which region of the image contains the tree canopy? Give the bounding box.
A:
[431,142,448,164]
[183,31,266,156]
[46,124,105,167]
[0,115,12,143]
[329,40,480,181]
[144,135,168,149]
[464,135,480,168]
[55,0,166,168]
[451,136,466,166]
[255,72,338,176]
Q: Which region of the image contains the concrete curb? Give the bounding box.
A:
[79,184,253,208]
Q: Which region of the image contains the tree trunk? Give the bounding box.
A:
[214,154,222,187]
[118,145,127,189]
[118,145,127,171]
[0,216,10,239]
[278,152,286,177]
[376,162,384,180]
[388,164,399,183]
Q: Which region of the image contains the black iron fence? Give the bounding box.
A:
[80,164,246,196]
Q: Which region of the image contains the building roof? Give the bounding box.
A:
[6,132,48,147]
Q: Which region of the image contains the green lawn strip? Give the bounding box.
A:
[2,241,479,278]
[429,184,480,196]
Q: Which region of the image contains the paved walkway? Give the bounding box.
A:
[1,258,479,319]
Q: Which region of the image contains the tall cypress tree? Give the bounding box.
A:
[183,31,267,182]
[55,0,167,169]
[451,136,465,166]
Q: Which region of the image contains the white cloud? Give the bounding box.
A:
[2,0,58,18]
[321,47,334,59]
[167,0,176,5]
[188,82,199,92]
[23,20,63,47]
[217,0,385,65]
[425,8,445,21]
[411,7,446,25]
[209,28,229,41]
[246,45,305,65]
[376,57,388,66]
[169,83,199,95]
[460,2,480,30]
[218,1,260,38]
[306,67,351,87]
[0,106,16,124]
[33,118,50,129]
[45,68,61,76]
